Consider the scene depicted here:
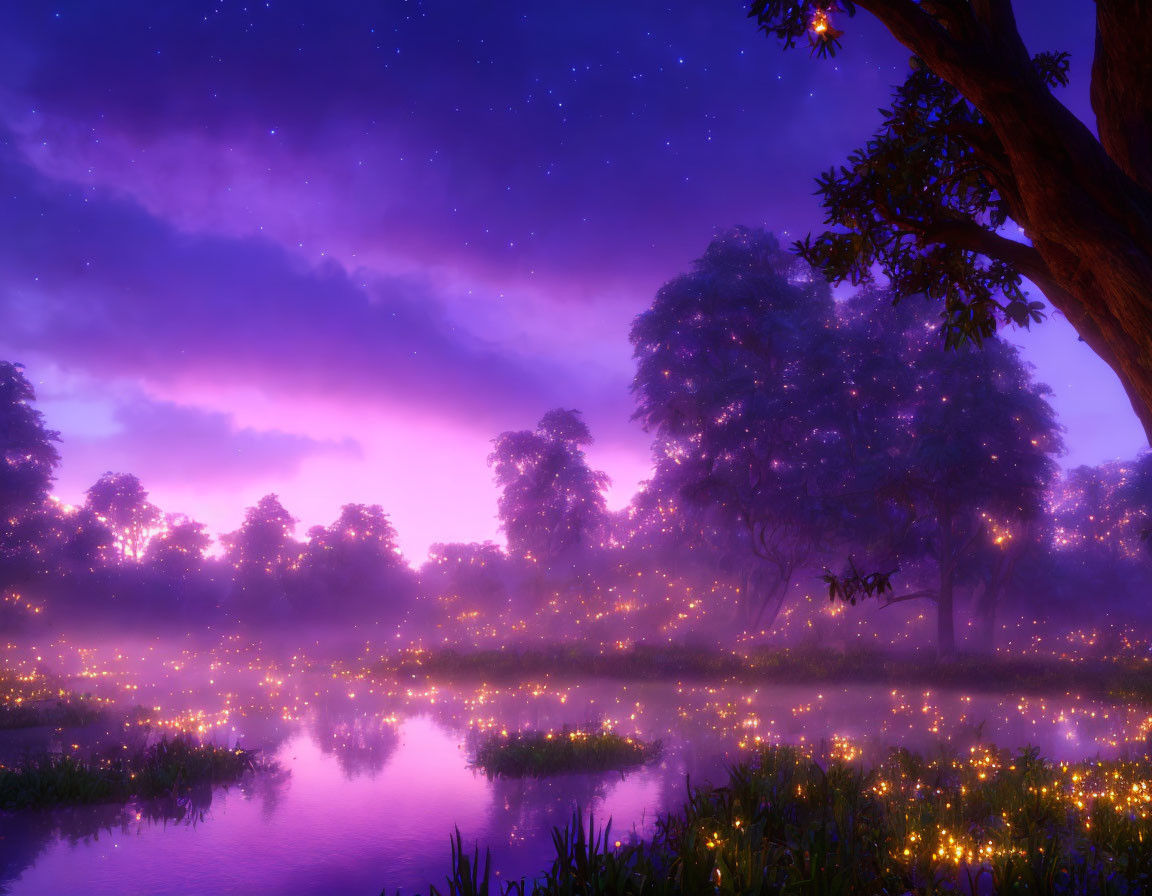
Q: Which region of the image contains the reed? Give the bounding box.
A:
[405,743,1152,895]
[472,727,660,778]
[0,734,264,810]
[380,645,1152,703]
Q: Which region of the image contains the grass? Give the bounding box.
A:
[378,644,1152,703]
[472,727,661,778]
[0,734,265,810]
[0,697,108,730]
[0,670,111,730]
[405,744,1152,895]
[382,645,743,683]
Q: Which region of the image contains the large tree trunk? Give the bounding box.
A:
[973,582,999,651]
[746,566,790,634]
[937,511,956,656]
[859,0,1152,442]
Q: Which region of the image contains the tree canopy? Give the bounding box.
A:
[489,409,610,565]
[85,473,161,561]
[631,228,845,630]
[0,362,60,522]
[631,229,1062,651]
[749,0,1152,443]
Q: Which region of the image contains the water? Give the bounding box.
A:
[2,655,1151,895]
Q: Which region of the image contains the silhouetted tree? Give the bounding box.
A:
[489,409,609,566]
[631,228,847,631]
[834,294,1062,653]
[299,503,407,616]
[0,363,62,614]
[145,514,212,578]
[85,473,161,561]
[221,494,299,618]
[1044,460,1152,604]
[750,0,1152,442]
[1123,451,1152,554]
[0,362,60,523]
[423,541,510,605]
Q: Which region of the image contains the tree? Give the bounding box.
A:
[968,515,1043,649]
[749,0,1152,442]
[420,541,517,634]
[422,541,510,606]
[1123,451,1152,553]
[1048,459,1150,601]
[1020,458,1152,624]
[144,514,212,578]
[832,292,1062,653]
[489,409,609,566]
[300,503,406,614]
[221,494,300,616]
[631,227,848,631]
[0,361,60,523]
[84,472,161,561]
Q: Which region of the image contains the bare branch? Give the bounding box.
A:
[880,588,938,607]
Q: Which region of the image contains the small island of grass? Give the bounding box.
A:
[0,734,266,810]
[473,728,660,778]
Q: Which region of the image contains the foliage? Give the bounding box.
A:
[821,559,894,606]
[631,228,845,630]
[748,0,1152,445]
[299,503,409,614]
[839,293,1062,651]
[222,493,300,576]
[0,696,107,730]
[630,232,1062,650]
[144,514,213,577]
[0,361,60,522]
[472,728,659,778]
[748,0,854,58]
[411,744,1152,895]
[381,645,1152,704]
[794,61,1067,348]
[489,409,610,565]
[85,472,162,561]
[0,735,263,810]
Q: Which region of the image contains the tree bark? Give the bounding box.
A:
[858,0,1152,444]
[973,581,999,651]
[1091,0,1152,194]
[937,510,956,656]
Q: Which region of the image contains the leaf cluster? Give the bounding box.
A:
[794,55,1068,348]
[822,558,896,606]
[748,1,857,58]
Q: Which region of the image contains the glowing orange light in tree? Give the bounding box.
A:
[811,9,829,34]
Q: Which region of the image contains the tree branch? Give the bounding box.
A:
[880,588,938,606]
[855,0,976,75]
[968,0,1017,34]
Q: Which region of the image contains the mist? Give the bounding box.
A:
[4,1,1152,893]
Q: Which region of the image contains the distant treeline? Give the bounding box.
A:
[3,230,1152,650]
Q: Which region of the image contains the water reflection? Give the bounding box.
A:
[0,772,288,893]
[2,656,1151,894]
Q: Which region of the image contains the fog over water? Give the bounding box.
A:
[2,3,1152,891]
[3,632,1150,895]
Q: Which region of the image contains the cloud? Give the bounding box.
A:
[0,141,569,431]
[65,394,361,488]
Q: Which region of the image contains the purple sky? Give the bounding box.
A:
[1,1,1143,559]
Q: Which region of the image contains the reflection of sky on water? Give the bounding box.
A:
[2,642,1151,894]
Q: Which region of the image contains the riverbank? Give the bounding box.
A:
[410,743,1152,895]
[373,644,1152,703]
[0,735,264,810]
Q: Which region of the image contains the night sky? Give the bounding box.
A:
[0,0,1141,558]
